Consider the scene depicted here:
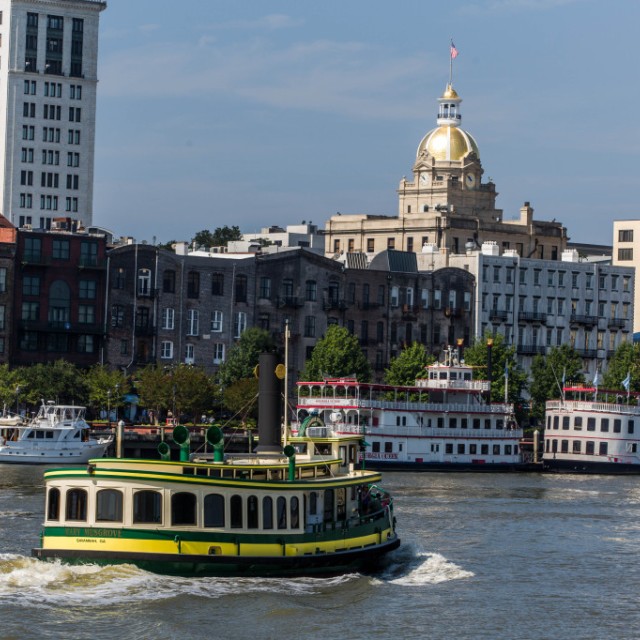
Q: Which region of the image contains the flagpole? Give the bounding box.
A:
[449,38,454,85]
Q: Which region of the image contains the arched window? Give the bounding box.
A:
[247,495,259,529]
[230,495,243,528]
[262,496,273,529]
[137,268,151,296]
[65,488,87,521]
[96,489,123,522]
[48,280,70,325]
[47,487,60,521]
[171,492,197,526]
[277,497,287,530]
[133,490,162,524]
[323,489,334,523]
[290,496,299,529]
[204,493,225,528]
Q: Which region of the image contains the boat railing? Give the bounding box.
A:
[546,400,640,415]
[299,397,512,414]
[321,422,522,439]
[415,379,489,391]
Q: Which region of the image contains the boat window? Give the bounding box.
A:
[290,496,300,528]
[36,431,45,439]
[587,418,596,431]
[450,372,457,380]
[586,441,595,455]
[553,416,559,430]
[599,442,608,456]
[562,417,570,430]
[572,440,581,453]
[323,490,334,523]
[262,496,273,529]
[439,372,447,380]
[561,440,569,453]
[457,443,465,454]
[484,419,491,429]
[247,495,259,529]
[461,418,468,429]
[628,420,635,434]
[601,419,609,433]
[481,444,488,455]
[204,493,225,528]
[96,489,123,522]
[574,417,582,430]
[339,445,347,466]
[473,419,480,430]
[309,492,318,516]
[46,431,53,439]
[464,373,471,381]
[505,445,512,455]
[47,487,60,521]
[450,418,457,429]
[493,444,500,455]
[65,488,87,521]
[27,432,34,439]
[496,419,503,429]
[614,419,621,433]
[133,490,162,524]
[171,492,196,526]
[551,440,557,453]
[230,495,243,528]
[277,497,287,529]
[73,431,80,439]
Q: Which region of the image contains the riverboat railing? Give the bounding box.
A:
[298,397,513,414]
[546,400,640,415]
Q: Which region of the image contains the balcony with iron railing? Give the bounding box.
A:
[518,311,547,323]
[516,344,546,355]
[608,317,627,328]
[489,308,508,321]
[570,314,598,326]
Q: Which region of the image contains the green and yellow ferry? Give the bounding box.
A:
[32,354,400,577]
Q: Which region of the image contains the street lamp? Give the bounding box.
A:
[15,386,21,416]
[486,338,494,405]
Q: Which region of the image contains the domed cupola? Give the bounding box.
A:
[416,84,480,162]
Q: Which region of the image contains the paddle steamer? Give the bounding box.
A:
[296,347,526,471]
[33,353,400,576]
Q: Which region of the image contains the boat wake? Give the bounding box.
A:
[372,544,474,585]
[0,554,360,604]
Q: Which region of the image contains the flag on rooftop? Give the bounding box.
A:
[622,371,632,392]
[450,40,459,59]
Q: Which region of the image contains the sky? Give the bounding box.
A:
[93,0,640,246]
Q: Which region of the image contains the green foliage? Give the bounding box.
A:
[218,328,276,387]
[602,341,640,393]
[301,325,371,382]
[223,378,259,422]
[20,360,88,407]
[384,342,435,386]
[462,332,527,405]
[85,365,128,416]
[0,365,28,414]
[529,345,585,422]
[135,365,170,421]
[192,226,242,249]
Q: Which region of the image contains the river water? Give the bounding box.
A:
[0,466,638,640]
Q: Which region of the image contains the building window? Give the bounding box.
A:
[213,343,225,364]
[187,271,200,298]
[305,280,317,301]
[210,310,223,332]
[160,341,173,359]
[235,275,247,303]
[234,312,247,338]
[163,270,175,293]
[617,248,633,261]
[304,316,316,338]
[367,238,375,252]
[111,305,124,328]
[387,238,395,250]
[618,229,634,242]
[187,309,199,336]
[77,335,94,353]
[161,308,174,330]
[113,268,126,289]
[259,277,271,299]
[137,268,151,296]
[52,239,69,260]
[78,304,95,324]
[185,344,195,364]
[23,275,40,296]
[211,273,224,296]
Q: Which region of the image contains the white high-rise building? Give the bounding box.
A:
[0,0,106,230]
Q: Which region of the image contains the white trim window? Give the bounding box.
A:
[185,344,195,364]
[161,341,173,359]
[213,343,225,364]
[210,310,223,332]
[187,309,199,336]
[234,311,247,338]
[161,307,175,330]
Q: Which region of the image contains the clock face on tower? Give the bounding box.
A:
[466,173,476,188]
[420,174,428,185]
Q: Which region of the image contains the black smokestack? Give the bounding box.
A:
[255,352,282,454]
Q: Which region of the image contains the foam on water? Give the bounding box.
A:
[0,554,360,606]
[373,544,474,586]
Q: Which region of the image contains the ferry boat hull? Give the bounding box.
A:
[0,443,110,465]
[543,459,640,475]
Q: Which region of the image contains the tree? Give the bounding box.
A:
[171,365,216,422]
[384,343,435,386]
[218,328,276,387]
[462,332,527,406]
[529,345,584,422]
[84,365,128,420]
[135,365,172,423]
[21,360,88,408]
[192,226,242,249]
[223,378,259,424]
[301,325,371,382]
[602,341,640,393]
[0,365,28,415]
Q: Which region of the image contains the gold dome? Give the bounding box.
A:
[441,84,459,100]
[418,126,480,162]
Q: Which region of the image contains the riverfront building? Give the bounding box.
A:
[0,0,106,230]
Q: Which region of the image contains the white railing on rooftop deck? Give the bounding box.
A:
[298,397,513,414]
[546,400,640,415]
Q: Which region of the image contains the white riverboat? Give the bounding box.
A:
[296,348,528,471]
[544,385,640,474]
[0,402,112,464]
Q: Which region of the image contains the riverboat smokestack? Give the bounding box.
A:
[255,352,282,454]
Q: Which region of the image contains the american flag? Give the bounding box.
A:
[450,40,459,59]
